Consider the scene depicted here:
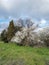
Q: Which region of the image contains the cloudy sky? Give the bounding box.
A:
[0,0,49,32]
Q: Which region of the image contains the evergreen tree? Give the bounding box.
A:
[7,20,15,41]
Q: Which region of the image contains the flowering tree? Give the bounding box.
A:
[11,19,38,46]
[39,27,49,47]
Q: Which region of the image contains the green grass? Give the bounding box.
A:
[0,42,49,65]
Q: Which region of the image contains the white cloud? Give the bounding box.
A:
[40,19,46,24]
[0,0,11,10]
[0,0,49,19]
[39,19,47,27]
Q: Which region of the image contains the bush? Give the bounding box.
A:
[1,30,8,43]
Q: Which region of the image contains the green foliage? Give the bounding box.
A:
[1,20,15,42]
[1,30,8,43]
[7,20,15,41]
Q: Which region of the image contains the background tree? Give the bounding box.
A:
[39,28,49,47]
[7,20,15,41]
[1,29,8,43]
[44,35,49,47]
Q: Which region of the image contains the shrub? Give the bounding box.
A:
[1,29,8,43]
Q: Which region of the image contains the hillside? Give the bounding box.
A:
[0,42,49,65]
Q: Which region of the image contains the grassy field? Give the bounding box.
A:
[0,42,49,65]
